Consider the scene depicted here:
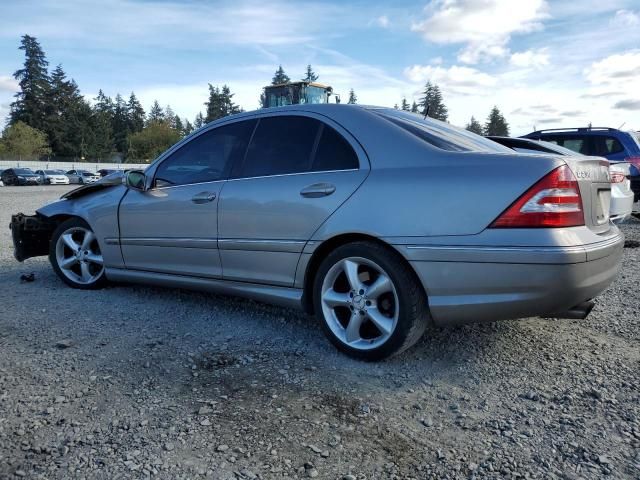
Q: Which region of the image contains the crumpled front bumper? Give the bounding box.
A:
[10,213,56,262]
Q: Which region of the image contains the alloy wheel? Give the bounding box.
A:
[55,226,104,285]
[320,257,399,350]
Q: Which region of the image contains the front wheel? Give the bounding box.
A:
[313,241,429,360]
[49,218,106,289]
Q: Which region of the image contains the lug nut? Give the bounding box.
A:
[359,289,364,295]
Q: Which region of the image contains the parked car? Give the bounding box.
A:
[98,168,121,178]
[1,168,42,186]
[66,170,100,184]
[487,136,634,223]
[522,127,640,207]
[10,105,623,360]
[34,169,70,185]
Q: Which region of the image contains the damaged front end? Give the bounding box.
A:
[10,213,57,262]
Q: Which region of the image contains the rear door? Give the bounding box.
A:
[218,113,368,286]
[118,120,256,278]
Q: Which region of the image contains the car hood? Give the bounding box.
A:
[61,171,125,199]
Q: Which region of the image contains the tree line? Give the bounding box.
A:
[1,35,510,163]
[0,35,245,162]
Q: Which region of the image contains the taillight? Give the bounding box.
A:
[625,156,640,174]
[610,171,626,183]
[490,164,584,228]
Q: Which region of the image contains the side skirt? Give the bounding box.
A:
[104,268,304,310]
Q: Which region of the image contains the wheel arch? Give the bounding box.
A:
[301,233,427,315]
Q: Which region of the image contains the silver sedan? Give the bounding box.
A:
[10,105,624,360]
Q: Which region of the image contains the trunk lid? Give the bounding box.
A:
[562,155,612,234]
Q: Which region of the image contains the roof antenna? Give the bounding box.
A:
[423,104,430,120]
[618,121,626,130]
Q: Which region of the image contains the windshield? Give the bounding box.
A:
[304,86,327,104]
[80,171,94,176]
[15,168,34,174]
[44,170,59,174]
[372,109,511,153]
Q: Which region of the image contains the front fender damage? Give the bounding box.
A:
[10,213,57,262]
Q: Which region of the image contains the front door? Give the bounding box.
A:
[118,119,257,278]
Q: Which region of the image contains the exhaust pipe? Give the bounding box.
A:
[545,300,595,320]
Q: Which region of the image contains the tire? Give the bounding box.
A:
[313,241,429,360]
[49,218,107,290]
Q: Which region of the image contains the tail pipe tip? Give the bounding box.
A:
[544,300,595,320]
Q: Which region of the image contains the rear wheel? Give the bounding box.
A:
[313,241,429,360]
[49,218,106,289]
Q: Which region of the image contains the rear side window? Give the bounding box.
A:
[592,136,624,156]
[542,135,588,155]
[240,116,320,177]
[312,124,359,171]
[155,119,256,187]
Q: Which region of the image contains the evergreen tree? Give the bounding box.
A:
[393,103,399,109]
[303,64,318,82]
[112,94,129,153]
[45,64,90,157]
[411,101,419,113]
[483,106,510,136]
[205,84,240,122]
[183,119,194,135]
[86,90,115,159]
[194,112,205,129]
[401,98,410,111]
[147,100,165,125]
[259,89,267,109]
[126,92,145,133]
[164,105,175,125]
[271,65,290,85]
[0,121,51,159]
[465,116,484,135]
[174,115,184,135]
[347,88,357,104]
[10,35,50,132]
[419,82,448,121]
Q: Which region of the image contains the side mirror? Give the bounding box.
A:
[124,170,146,191]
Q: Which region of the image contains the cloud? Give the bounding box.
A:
[0,0,352,48]
[579,91,623,99]
[612,9,640,27]
[585,50,640,85]
[0,76,19,93]
[613,99,640,110]
[373,15,390,28]
[403,64,497,95]
[411,0,549,64]
[510,48,550,68]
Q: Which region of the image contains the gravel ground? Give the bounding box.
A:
[0,185,639,480]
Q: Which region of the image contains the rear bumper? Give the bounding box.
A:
[402,233,624,326]
[610,187,634,222]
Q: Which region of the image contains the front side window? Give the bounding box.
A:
[240,116,320,177]
[155,119,256,187]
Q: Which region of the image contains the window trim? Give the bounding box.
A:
[152,119,257,189]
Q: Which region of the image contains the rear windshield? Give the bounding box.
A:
[630,131,640,149]
[371,109,511,153]
[44,170,58,174]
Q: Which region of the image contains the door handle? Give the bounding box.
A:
[300,183,336,198]
[191,191,217,204]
